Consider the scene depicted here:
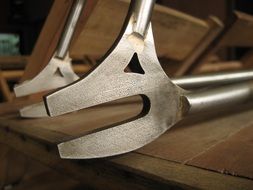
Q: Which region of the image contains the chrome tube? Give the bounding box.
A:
[183,81,253,115]
[172,70,253,89]
[132,0,156,37]
[56,0,85,58]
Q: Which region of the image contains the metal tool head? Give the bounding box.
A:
[44,4,185,158]
[14,0,86,98]
[15,0,87,118]
[14,56,79,97]
[19,0,253,159]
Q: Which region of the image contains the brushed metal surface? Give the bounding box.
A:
[43,0,184,158]
[14,56,78,97]
[55,22,183,158]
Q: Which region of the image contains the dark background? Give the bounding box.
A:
[0,0,252,55]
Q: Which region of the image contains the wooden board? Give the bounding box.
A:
[0,122,252,190]
[11,167,82,190]
[0,71,12,101]
[188,125,253,179]
[0,99,253,189]
[219,11,253,47]
[0,56,28,70]
[70,0,209,61]
[138,106,253,179]
[0,146,27,188]
[197,61,243,73]
[174,11,253,75]
[0,97,143,143]
[174,16,223,76]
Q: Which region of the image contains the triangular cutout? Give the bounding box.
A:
[54,67,64,77]
[124,53,145,74]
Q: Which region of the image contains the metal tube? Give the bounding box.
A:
[55,0,85,58]
[132,0,156,37]
[183,81,253,116]
[172,70,253,89]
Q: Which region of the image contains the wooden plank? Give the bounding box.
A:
[0,56,28,70]
[0,101,253,189]
[70,0,209,61]
[188,125,253,179]
[1,64,91,81]
[138,106,253,164]
[69,0,99,49]
[0,128,173,190]
[12,170,82,190]
[197,61,243,73]
[0,144,9,189]
[159,60,243,76]
[219,11,253,47]
[0,97,143,143]
[0,71,13,102]
[0,98,39,115]
[112,154,253,190]
[0,126,252,190]
[0,144,28,188]
[158,0,229,21]
[174,16,223,76]
[180,11,253,75]
[2,70,24,81]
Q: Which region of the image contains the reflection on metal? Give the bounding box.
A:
[14,0,85,97]
[56,0,86,58]
[172,70,253,89]
[21,0,253,159]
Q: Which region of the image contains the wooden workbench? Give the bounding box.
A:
[0,98,252,190]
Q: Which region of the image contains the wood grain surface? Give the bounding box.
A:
[70,0,209,61]
[0,99,253,189]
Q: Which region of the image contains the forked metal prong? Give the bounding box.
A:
[55,24,182,158]
[44,0,183,158]
[14,0,85,98]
